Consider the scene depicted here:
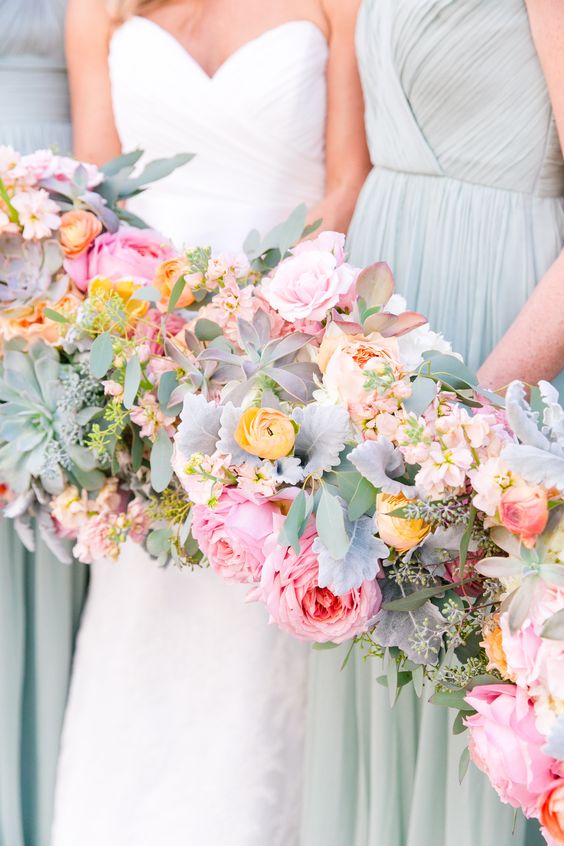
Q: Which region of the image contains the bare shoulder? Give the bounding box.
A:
[66,0,112,44]
[321,0,362,36]
[526,0,564,146]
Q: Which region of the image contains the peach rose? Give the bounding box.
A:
[0,289,82,344]
[59,210,102,258]
[88,276,149,323]
[540,781,564,844]
[375,492,431,553]
[154,257,196,312]
[482,614,509,677]
[499,484,549,548]
[234,407,296,461]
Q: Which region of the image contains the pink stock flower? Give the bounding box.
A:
[172,449,230,506]
[130,394,175,441]
[74,512,124,564]
[191,487,281,584]
[64,226,173,292]
[465,684,559,817]
[126,498,150,544]
[11,189,60,239]
[262,247,358,322]
[255,516,381,643]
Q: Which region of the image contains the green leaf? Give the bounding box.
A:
[403,376,436,417]
[347,476,377,521]
[340,639,357,671]
[412,664,424,698]
[430,690,475,711]
[266,203,308,257]
[130,285,161,302]
[383,583,450,612]
[101,149,144,178]
[302,217,323,239]
[123,355,141,410]
[458,746,471,784]
[452,710,467,736]
[278,490,307,554]
[157,370,179,412]
[312,641,339,651]
[43,308,70,324]
[194,319,224,342]
[131,424,143,472]
[89,332,113,378]
[167,275,187,313]
[387,656,398,707]
[421,352,477,391]
[316,488,350,560]
[146,527,172,557]
[150,428,173,492]
[541,608,564,640]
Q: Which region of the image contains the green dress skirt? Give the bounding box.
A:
[302,1,562,844]
[0,2,88,844]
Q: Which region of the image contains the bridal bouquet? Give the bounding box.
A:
[2,164,564,841]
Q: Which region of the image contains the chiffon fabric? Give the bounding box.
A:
[0,2,88,845]
[302,2,562,845]
[52,19,328,846]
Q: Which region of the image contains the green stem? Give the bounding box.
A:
[0,178,19,224]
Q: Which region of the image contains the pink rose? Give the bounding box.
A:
[541,781,564,845]
[65,226,174,292]
[499,484,549,548]
[261,249,358,322]
[500,583,564,701]
[191,488,280,584]
[291,230,347,265]
[465,684,558,817]
[255,516,381,643]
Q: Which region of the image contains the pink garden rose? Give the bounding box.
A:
[499,484,549,548]
[255,516,381,644]
[465,684,559,817]
[64,226,174,292]
[291,230,347,265]
[261,243,358,322]
[191,488,280,584]
[500,583,564,702]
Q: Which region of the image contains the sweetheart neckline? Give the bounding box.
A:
[126,17,328,82]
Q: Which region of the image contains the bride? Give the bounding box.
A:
[51,1,370,843]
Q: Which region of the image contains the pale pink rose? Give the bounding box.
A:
[500,583,564,702]
[191,487,280,584]
[499,484,549,548]
[64,226,174,292]
[136,307,187,356]
[291,231,347,265]
[262,250,358,322]
[255,516,381,643]
[465,684,559,817]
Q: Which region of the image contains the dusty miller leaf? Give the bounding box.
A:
[349,437,417,496]
[313,512,387,595]
[373,581,445,665]
[503,445,564,494]
[292,405,349,474]
[176,393,222,458]
[217,403,261,467]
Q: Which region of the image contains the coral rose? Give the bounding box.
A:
[65,226,173,292]
[234,407,296,461]
[481,614,509,677]
[540,781,564,844]
[154,257,195,311]
[499,484,549,548]
[465,684,558,817]
[375,493,431,553]
[255,516,382,643]
[191,488,280,584]
[59,210,102,258]
[261,248,358,322]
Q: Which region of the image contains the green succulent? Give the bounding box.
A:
[0,340,105,495]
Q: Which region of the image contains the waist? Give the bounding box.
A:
[0,66,70,124]
[368,162,564,200]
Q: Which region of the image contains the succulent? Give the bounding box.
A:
[0,235,66,314]
[0,340,104,495]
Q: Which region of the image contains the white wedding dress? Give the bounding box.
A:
[51,17,327,846]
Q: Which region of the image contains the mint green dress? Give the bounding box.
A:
[302,1,562,844]
[0,3,88,844]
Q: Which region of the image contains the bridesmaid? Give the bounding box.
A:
[0,2,88,844]
[303,1,563,845]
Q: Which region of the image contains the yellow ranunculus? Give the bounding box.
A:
[88,276,149,322]
[234,407,296,461]
[376,492,431,553]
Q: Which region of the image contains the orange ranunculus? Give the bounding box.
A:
[540,781,564,843]
[481,614,509,677]
[59,210,103,258]
[0,289,82,345]
[88,276,149,323]
[154,258,195,312]
[234,407,296,461]
[499,483,549,548]
[375,492,431,553]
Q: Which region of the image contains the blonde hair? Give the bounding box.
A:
[107,0,169,21]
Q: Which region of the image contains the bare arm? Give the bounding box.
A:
[308,0,371,233]
[66,0,122,164]
[477,0,564,390]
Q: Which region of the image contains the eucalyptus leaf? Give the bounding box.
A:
[194,319,223,342]
[150,428,173,492]
[458,747,471,784]
[315,489,350,560]
[130,285,161,302]
[123,354,141,410]
[403,376,437,417]
[89,332,113,378]
[278,491,308,554]
[167,275,187,313]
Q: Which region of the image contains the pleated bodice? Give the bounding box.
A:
[359,0,564,197]
[0,0,71,152]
